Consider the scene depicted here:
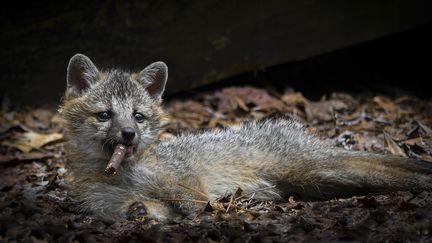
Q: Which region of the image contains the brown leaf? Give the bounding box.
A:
[226,187,243,212]
[354,133,385,152]
[2,131,63,153]
[0,151,52,163]
[281,92,310,106]
[254,99,285,112]
[233,187,243,199]
[159,132,175,141]
[384,132,407,157]
[417,121,432,136]
[204,201,214,212]
[51,114,65,127]
[402,137,423,146]
[210,201,226,211]
[355,196,378,208]
[373,96,396,113]
[234,96,249,111]
[305,100,348,122]
[250,111,267,120]
[288,196,296,205]
[23,108,56,132]
[420,154,432,162]
[215,87,280,113]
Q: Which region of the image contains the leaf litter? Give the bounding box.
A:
[1,86,432,242]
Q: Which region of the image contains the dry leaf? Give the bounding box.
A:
[24,109,54,130]
[226,187,243,212]
[0,151,52,163]
[281,92,310,106]
[373,96,396,113]
[305,100,347,122]
[250,111,267,120]
[2,131,63,153]
[215,87,280,113]
[420,154,432,162]
[254,99,285,112]
[288,196,296,205]
[384,132,407,157]
[51,114,65,126]
[417,121,432,136]
[160,132,175,141]
[233,187,243,199]
[402,137,423,146]
[234,96,249,111]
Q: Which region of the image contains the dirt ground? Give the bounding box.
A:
[1,85,432,242]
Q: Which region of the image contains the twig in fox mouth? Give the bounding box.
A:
[105,144,126,175]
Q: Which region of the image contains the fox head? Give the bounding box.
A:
[61,54,168,164]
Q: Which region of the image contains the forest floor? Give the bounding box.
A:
[1,85,432,242]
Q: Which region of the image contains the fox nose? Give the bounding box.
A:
[121,127,136,141]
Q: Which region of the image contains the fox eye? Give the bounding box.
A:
[133,112,145,123]
[97,111,111,122]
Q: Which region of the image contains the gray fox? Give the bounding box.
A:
[61,54,432,221]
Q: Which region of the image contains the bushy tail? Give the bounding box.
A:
[273,151,432,200]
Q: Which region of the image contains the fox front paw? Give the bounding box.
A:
[127,200,178,221]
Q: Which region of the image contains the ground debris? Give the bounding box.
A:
[1,86,432,242]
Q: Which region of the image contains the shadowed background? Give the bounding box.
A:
[1,0,431,105]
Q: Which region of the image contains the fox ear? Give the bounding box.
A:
[66,54,100,96]
[138,61,168,100]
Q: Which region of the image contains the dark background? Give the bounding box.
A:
[1,0,432,105]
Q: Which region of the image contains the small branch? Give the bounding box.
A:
[161,198,209,204]
[226,195,235,213]
[177,183,209,199]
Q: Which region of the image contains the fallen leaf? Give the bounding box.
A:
[2,131,63,153]
[402,137,423,146]
[253,99,285,112]
[24,109,54,131]
[373,96,396,113]
[159,132,175,141]
[384,132,407,157]
[305,100,347,122]
[420,154,432,162]
[215,87,280,113]
[234,96,249,111]
[417,121,432,136]
[250,111,267,120]
[226,187,243,212]
[50,114,64,126]
[355,196,378,208]
[233,187,243,199]
[204,202,214,212]
[0,151,52,163]
[354,133,385,152]
[288,196,296,205]
[281,92,310,106]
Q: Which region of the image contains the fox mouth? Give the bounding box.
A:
[115,144,137,159]
[104,142,138,159]
[123,144,137,158]
[103,142,138,175]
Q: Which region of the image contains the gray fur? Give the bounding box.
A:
[62,54,432,221]
[138,61,168,100]
[67,53,100,96]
